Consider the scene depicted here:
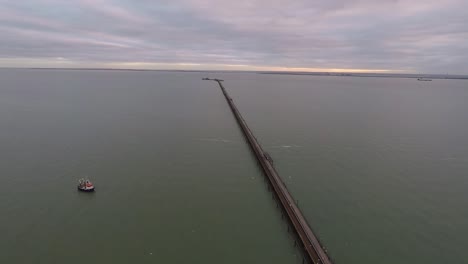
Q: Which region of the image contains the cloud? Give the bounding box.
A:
[0,0,467,73]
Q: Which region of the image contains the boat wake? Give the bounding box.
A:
[272,144,303,148]
[197,138,232,143]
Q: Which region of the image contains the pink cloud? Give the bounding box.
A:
[78,0,151,24]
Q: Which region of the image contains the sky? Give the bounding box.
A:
[0,0,467,73]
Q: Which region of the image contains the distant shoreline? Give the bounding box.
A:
[258,72,468,80]
[0,67,217,73]
[1,67,467,80]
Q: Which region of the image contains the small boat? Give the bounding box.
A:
[417,78,432,81]
[78,178,95,192]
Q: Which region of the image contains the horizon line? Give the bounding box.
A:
[0,67,467,77]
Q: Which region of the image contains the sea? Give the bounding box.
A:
[1,69,467,264]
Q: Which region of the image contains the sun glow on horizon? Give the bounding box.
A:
[0,58,408,74]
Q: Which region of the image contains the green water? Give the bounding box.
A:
[0,70,300,264]
[1,69,467,263]
[224,73,468,263]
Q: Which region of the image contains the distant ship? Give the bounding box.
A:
[417,78,432,81]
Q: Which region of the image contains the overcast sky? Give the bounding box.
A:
[0,0,467,73]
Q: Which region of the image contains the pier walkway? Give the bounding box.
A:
[204,78,333,264]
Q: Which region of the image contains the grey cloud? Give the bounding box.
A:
[0,0,467,73]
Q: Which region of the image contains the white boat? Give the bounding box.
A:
[78,178,95,192]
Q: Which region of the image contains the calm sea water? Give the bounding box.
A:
[1,69,467,264]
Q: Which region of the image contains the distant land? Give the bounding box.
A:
[1,67,467,80]
[259,71,468,80]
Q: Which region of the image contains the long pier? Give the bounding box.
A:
[204,78,333,264]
